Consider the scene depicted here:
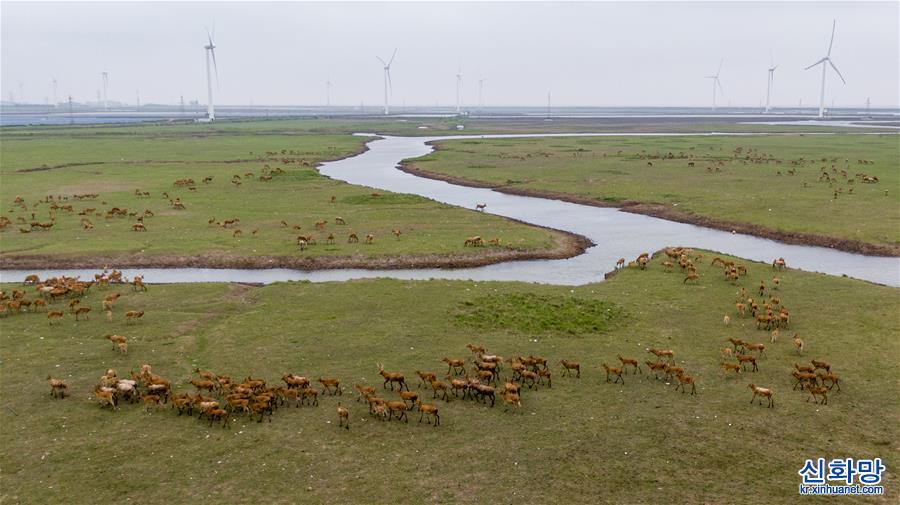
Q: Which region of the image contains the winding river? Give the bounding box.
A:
[2,133,898,286]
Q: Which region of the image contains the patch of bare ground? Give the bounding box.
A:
[398,159,900,257]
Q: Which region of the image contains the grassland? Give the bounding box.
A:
[404,134,900,254]
[0,123,579,269]
[1,252,897,504]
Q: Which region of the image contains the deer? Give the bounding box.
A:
[807,385,829,405]
[47,311,64,324]
[348,233,359,243]
[365,234,374,244]
[466,343,486,356]
[647,348,675,363]
[336,402,350,430]
[559,359,581,378]
[442,357,466,375]
[745,342,767,359]
[47,375,69,398]
[318,378,342,396]
[748,384,775,408]
[793,334,804,355]
[601,363,624,384]
[378,364,407,391]
[354,384,376,402]
[683,272,700,283]
[617,355,641,374]
[817,371,840,391]
[475,203,486,211]
[736,354,759,372]
[74,307,91,321]
[645,360,667,379]
[125,310,144,324]
[720,362,741,375]
[429,379,450,402]
[673,371,697,395]
[385,400,409,422]
[417,401,440,426]
[415,370,437,388]
[811,359,832,373]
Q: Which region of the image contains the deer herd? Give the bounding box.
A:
[2,270,148,327]
[615,248,842,409]
[14,245,842,434]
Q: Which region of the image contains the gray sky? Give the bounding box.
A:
[2,1,898,108]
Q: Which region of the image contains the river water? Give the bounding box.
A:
[2,132,898,286]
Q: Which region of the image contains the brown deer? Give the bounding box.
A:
[378,364,408,391]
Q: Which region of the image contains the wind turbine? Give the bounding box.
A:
[326,79,332,107]
[101,71,109,110]
[51,77,58,107]
[204,28,220,121]
[706,59,724,111]
[376,49,396,115]
[805,20,846,118]
[455,67,463,114]
[478,77,487,109]
[765,60,778,113]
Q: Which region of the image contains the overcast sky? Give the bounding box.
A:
[2,1,898,108]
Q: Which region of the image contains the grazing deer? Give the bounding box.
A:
[475,203,486,211]
[74,307,91,321]
[47,311,64,324]
[125,310,144,324]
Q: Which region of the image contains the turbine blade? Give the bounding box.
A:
[387,69,392,95]
[717,79,724,94]
[772,64,778,72]
[376,56,387,66]
[828,59,847,84]
[388,48,397,66]
[716,58,723,77]
[804,57,826,70]
[827,19,836,56]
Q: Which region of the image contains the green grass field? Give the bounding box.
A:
[407,134,900,249]
[0,124,563,267]
[1,252,897,504]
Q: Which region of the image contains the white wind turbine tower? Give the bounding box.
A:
[478,77,487,109]
[706,59,724,111]
[376,49,396,115]
[51,77,58,107]
[101,71,109,110]
[204,28,220,121]
[805,20,846,119]
[326,79,332,107]
[765,60,778,113]
[455,67,463,114]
